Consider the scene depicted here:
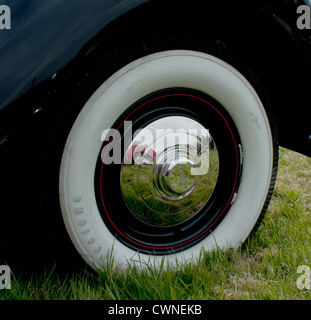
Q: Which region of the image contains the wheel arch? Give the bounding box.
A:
[50,0,311,156]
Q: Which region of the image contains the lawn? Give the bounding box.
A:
[1,147,310,300]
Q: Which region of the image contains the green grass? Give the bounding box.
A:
[1,147,310,300]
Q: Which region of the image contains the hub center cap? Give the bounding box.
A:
[156,150,197,197]
[152,144,199,201]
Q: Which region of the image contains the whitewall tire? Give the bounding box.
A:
[56,47,277,270]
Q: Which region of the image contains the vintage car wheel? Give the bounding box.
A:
[43,37,278,270]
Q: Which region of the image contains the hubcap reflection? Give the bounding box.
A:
[120,116,219,227]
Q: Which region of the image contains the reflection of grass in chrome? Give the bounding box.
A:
[120,149,219,226]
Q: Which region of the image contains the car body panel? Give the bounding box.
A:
[0,0,148,111]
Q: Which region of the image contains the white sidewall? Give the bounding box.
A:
[59,50,273,270]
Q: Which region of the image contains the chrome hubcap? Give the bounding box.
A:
[120,116,219,227]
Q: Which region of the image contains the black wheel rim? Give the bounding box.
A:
[95,88,242,254]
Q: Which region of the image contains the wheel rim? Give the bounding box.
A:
[96,89,242,254]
